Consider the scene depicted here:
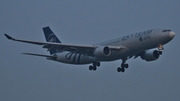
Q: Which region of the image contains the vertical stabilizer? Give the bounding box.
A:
[43,26,61,43]
[43,26,61,54]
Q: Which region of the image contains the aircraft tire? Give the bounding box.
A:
[121,67,125,72]
[124,64,129,68]
[93,66,97,71]
[159,51,162,55]
[96,62,100,67]
[89,65,93,71]
[117,67,121,72]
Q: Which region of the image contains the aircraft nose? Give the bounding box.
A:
[169,32,175,38]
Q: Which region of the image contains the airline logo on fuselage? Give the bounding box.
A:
[121,29,153,41]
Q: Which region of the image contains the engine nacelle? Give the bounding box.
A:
[94,46,111,57]
[141,49,162,61]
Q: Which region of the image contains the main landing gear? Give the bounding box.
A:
[89,62,100,71]
[117,59,129,72]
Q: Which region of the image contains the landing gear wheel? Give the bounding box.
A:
[117,67,121,72]
[158,51,162,55]
[118,58,129,72]
[124,64,129,68]
[93,62,101,67]
[89,65,93,71]
[117,67,125,72]
[93,66,97,71]
[121,67,125,72]
[96,62,100,67]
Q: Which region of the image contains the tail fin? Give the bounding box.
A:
[43,26,61,43]
[43,26,61,54]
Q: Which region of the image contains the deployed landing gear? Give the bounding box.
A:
[158,44,163,55]
[117,59,129,72]
[158,51,162,55]
[89,65,96,71]
[89,62,100,71]
[117,67,125,72]
[158,44,164,50]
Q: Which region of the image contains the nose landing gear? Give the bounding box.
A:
[158,44,164,55]
[158,44,164,50]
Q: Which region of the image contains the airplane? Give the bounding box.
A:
[4,26,175,72]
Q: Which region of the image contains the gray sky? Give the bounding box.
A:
[0,0,180,101]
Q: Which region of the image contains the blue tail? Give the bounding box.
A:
[43,26,61,54]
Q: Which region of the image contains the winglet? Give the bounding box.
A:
[4,34,15,40]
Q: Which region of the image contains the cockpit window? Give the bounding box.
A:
[162,30,171,32]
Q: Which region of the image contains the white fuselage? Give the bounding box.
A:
[53,28,175,64]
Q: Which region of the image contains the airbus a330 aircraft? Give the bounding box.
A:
[4,26,175,72]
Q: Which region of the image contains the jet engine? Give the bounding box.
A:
[94,46,111,57]
[141,49,162,61]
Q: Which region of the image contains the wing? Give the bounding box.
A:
[4,34,125,55]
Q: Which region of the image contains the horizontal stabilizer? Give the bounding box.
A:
[22,53,56,59]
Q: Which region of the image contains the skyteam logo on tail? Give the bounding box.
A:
[48,33,56,42]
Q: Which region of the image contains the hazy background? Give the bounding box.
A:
[0,0,180,101]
